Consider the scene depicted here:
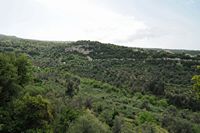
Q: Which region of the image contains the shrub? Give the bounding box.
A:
[13,94,54,132]
[68,111,111,133]
[112,116,123,133]
[136,111,157,125]
[161,115,194,133]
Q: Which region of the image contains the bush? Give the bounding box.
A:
[136,111,157,125]
[145,79,165,96]
[54,106,80,133]
[161,115,194,133]
[12,94,54,132]
[112,116,123,133]
[135,123,168,133]
[68,111,111,133]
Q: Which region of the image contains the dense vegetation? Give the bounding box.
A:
[0,35,200,133]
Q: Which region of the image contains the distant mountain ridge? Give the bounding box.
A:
[0,34,18,39]
[0,34,199,55]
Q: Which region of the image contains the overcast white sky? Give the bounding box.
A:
[0,0,200,49]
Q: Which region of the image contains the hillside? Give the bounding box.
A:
[0,35,200,133]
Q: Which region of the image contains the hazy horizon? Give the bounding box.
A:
[1,0,200,50]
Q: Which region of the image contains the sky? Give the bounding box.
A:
[0,0,200,50]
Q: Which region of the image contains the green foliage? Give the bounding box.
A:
[68,111,111,133]
[136,111,157,125]
[192,66,200,99]
[23,85,50,96]
[165,85,200,111]
[193,75,200,98]
[135,123,169,133]
[54,106,80,132]
[15,54,32,86]
[161,115,194,133]
[0,53,32,105]
[112,116,123,133]
[145,79,165,96]
[0,53,20,105]
[157,99,168,108]
[66,79,80,98]
[192,124,200,133]
[13,94,54,132]
[1,37,200,133]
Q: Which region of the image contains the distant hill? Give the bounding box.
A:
[0,34,18,40]
[0,34,199,54]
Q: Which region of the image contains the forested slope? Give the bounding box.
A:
[0,35,200,133]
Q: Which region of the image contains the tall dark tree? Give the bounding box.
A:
[65,78,80,98]
[15,54,32,86]
[112,116,123,133]
[0,53,20,105]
